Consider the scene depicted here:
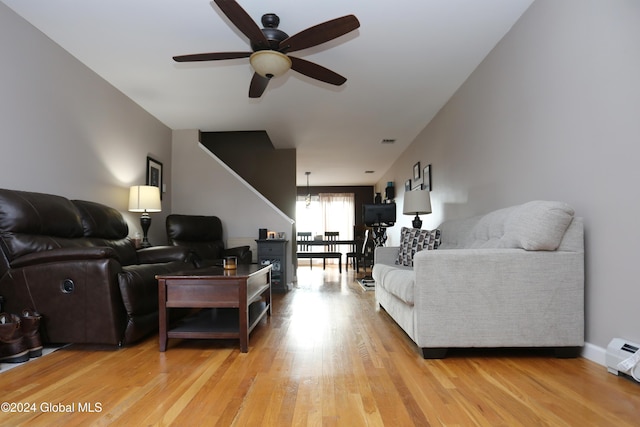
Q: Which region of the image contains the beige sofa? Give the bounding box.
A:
[373,201,584,358]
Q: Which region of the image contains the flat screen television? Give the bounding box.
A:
[363,203,396,227]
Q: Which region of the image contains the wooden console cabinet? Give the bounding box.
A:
[256,239,289,292]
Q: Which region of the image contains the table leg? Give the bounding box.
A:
[267,269,272,316]
[239,302,248,353]
[158,279,168,352]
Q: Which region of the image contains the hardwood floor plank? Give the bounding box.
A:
[0,266,639,426]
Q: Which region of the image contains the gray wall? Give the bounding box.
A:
[377,0,640,355]
[0,3,172,245]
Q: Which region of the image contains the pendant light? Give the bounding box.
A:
[305,172,311,207]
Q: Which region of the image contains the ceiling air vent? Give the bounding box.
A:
[381,139,396,144]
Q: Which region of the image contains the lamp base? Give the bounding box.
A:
[412,215,423,229]
[140,212,152,248]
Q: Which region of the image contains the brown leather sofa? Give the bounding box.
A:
[166,214,252,267]
[0,188,195,346]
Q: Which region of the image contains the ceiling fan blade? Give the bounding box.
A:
[173,52,252,62]
[289,57,347,86]
[249,73,270,98]
[212,0,269,49]
[279,15,360,53]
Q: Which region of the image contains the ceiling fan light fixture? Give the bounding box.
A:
[250,50,292,78]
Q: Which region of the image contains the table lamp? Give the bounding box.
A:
[128,185,161,248]
[403,190,432,229]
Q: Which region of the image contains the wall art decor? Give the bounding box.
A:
[423,164,431,191]
[413,161,423,189]
[146,156,163,199]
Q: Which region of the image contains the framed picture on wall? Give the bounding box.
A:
[423,164,431,191]
[405,179,411,192]
[413,161,423,188]
[146,156,163,199]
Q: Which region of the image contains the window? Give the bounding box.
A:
[296,193,355,240]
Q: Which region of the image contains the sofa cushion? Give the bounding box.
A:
[71,200,139,265]
[0,188,84,237]
[396,227,441,267]
[464,207,511,249]
[501,201,575,250]
[0,188,85,262]
[462,201,575,251]
[72,200,129,239]
[373,263,415,305]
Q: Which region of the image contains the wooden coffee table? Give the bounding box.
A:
[157,264,272,353]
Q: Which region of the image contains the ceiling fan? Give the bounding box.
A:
[173,0,360,98]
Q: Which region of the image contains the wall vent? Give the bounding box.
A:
[381,139,396,144]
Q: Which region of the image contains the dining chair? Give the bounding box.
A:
[322,231,342,272]
[324,231,339,251]
[297,232,314,267]
[297,232,312,250]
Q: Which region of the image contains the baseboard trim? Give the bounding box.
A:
[581,342,606,366]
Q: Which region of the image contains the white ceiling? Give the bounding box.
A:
[2,0,533,186]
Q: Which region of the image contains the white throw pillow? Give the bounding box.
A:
[501,201,575,250]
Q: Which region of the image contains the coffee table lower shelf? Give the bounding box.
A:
[167,302,268,342]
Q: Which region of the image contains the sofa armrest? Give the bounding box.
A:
[411,248,584,348]
[223,246,252,264]
[10,247,118,269]
[2,254,128,345]
[374,246,399,266]
[136,246,191,264]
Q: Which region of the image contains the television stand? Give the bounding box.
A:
[360,225,389,284]
[370,226,388,247]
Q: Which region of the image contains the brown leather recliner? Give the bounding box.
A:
[0,188,194,346]
[166,214,252,267]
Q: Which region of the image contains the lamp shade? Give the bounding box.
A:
[403,190,432,215]
[128,185,161,212]
[249,50,292,78]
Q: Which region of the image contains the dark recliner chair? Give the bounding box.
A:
[0,188,194,346]
[166,214,252,267]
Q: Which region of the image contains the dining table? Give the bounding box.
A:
[296,239,358,247]
[296,239,363,273]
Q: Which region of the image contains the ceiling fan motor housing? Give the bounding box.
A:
[251,13,289,51]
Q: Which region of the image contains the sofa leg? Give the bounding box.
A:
[554,346,581,358]
[421,348,448,359]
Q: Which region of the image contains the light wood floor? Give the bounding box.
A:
[1,265,638,426]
